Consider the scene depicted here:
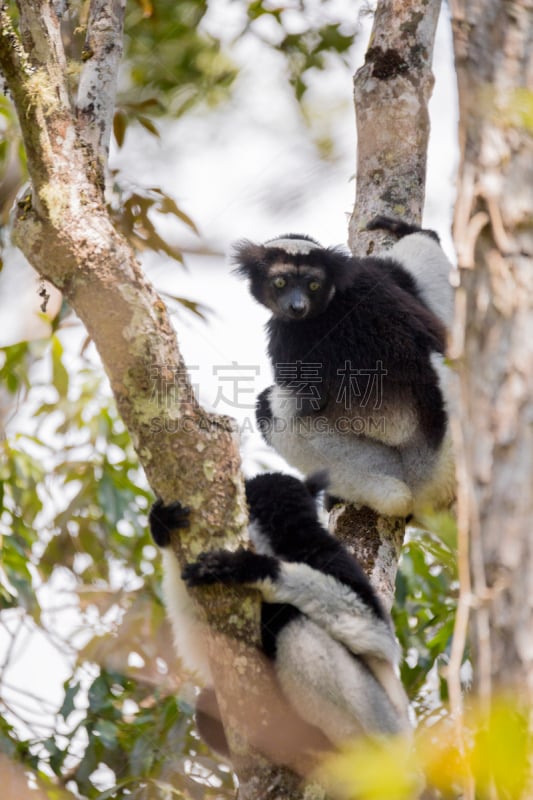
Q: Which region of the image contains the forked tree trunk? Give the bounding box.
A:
[450,0,533,704]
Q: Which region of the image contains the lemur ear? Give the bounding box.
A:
[232,240,269,278]
[304,470,330,498]
[322,248,357,291]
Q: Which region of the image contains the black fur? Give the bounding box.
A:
[255,386,274,438]
[151,471,406,752]
[235,219,448,450]
[245,472,386,621]
[184,548,280,586]
[367,214,441,243]
[265,259,446,446]
[184,471,386,625]
[149,499,190,547]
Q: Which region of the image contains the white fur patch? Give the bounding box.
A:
[265,237,321,254]
[255,562,398,665]
[389,233,454,327]
[161,549,212,684]
[275,617,410,740]
[265,385,415,516]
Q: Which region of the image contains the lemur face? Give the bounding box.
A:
[259,263,335,321]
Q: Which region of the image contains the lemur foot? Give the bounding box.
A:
[325,494,343,511]
[367,215,440,244]
[149,499,190,547]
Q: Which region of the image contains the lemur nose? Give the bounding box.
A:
[290,302,306,315]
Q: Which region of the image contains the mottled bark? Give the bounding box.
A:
[76,1,126,167]
[338,0,442,610]
[450,0,533,702]
[350,0,442,250]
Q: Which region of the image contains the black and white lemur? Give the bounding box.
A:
[234,216,455,518]
[149,471,410,756]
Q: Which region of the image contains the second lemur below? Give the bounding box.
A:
[149,471,410,757]
[234,216,455,518]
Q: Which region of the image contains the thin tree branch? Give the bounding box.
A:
[15,0,69,75]
[76,0,127,165]
[0,7,33,98]
[0,3,80,209]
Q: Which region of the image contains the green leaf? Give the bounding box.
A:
[98,469,128,525]
[137,114,160,138]
[94,719,119,750]
[88,674,113,714]
[129,733,154,776]
[113,110,128,148]
[51,335,69,398]
[59,681,80,721]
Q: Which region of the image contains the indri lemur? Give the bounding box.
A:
[149,471,410,755]
[234,216,454,518]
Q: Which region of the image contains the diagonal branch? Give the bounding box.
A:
[0,7,31,82]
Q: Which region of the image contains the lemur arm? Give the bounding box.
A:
[183,549,397,664]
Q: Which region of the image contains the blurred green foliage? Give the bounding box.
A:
[394,519,461,722]
[123,0,238,117]
[0,339,234,798]
[0,0,359,245]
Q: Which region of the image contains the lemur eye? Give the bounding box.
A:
[309,281,321,291]
[273,277,286,289]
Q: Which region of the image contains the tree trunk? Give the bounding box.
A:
[450,0,533,703]
[338,0,442,610]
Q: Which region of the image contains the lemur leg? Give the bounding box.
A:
[276,618,409,739]
[260,385,414,517]
[184,552,408,739]
[149,499,212,684]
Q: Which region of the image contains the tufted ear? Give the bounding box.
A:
[231,240,269,279]
[322,247,358,291]
[304,470,330,498]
